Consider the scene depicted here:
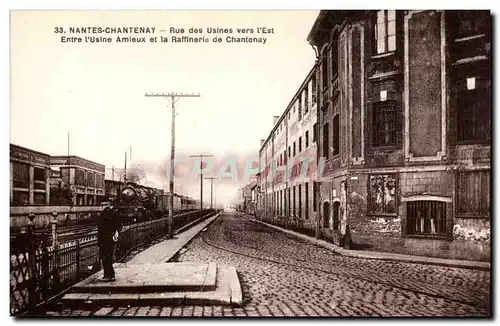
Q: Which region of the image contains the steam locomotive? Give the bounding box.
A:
[115,182,199,224]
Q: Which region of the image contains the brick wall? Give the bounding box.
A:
[400,171,454,197]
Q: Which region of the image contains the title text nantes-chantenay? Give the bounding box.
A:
[62,26,269,44]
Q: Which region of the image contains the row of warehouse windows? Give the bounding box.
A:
[262,170,489,236]
[265,12,490,153]
[277,129,314,167]
[274,73,318,139]
[74,169,104,188]
[12,162,104,189]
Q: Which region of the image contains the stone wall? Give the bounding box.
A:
[10,205,103,229]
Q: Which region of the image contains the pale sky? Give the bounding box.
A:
[10,10,319,205]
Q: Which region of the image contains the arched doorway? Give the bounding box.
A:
[333,201,340,230]
[323,201,330,228]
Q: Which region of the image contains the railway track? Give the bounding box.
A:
[10,209,203,245]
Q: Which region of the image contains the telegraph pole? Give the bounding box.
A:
[145,92,200,238]
[124,151,127,184]
[190,154,214,211]
[205,177,216,209]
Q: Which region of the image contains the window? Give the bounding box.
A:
[288,146,291,158]
[280,190,283,215]
[312,72,317,105]
[298,97,302,121]
[313,181,317,212]
[305,130,309,148]
[368,174,397,214]
[34,167,45,182]
[293,142,296,157]
[34,193,46,205]
[457,77,491,143]
[323,123,330,159]
[288,188,291,216]
[375,10,396,54]
[332,114,340,156]
[453,10,490,40]
[12,191,29,205]
[313,123,318,143]
[96,174,104,189]
[293,186,296,217]
[12,162,29,189]
[323,201,330,227]
[457,170,490,218]
[75,169,85,186]
[373,101,397,147]
[304,87,309,114]
[407,201,447,236]
[298,184,302,219]
[305,182,309,219]
[322,50,329,89]
[299,136,302,153]
[333,202,340,230]
[331,37,338,78]
[284,150,287,165]
[34,167,46,190]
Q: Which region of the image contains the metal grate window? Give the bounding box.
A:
[407,201,447,236]
[373,101,397,147]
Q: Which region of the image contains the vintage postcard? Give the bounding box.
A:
[9,9,491,317]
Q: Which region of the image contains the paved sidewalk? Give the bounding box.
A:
[129,212,221,264]
[249,217,490,271]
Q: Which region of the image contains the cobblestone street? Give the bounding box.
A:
[50,212,490,317]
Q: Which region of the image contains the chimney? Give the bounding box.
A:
[273,116,280,125]
[260,139,265,147]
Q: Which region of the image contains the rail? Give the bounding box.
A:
[9,209,217,316]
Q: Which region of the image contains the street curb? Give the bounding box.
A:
[174,211,216,235]
[249,217,490,271]
[164,211,222,263]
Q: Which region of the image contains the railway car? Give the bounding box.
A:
[110,181,204,224]
[117,182,163,223]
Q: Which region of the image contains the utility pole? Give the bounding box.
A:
[145,92,200,238]
[124,151,127,184]
[190,154,214,211]
[205,177,216,210]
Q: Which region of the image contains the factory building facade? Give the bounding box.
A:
[257,10,491,261]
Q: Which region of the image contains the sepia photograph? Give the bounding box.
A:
[8,7,491,318]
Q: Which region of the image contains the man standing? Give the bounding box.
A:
[98,204,121,282]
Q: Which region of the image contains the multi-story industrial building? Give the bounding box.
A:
[10,144,51,205]
[257,10,491,261]
[257,66,319,232]
[50,155,106,206]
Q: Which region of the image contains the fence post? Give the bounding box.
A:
[27,212,37,315]
[51,212,61,293]
[75,240,80,281]
[40,236,49,312]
